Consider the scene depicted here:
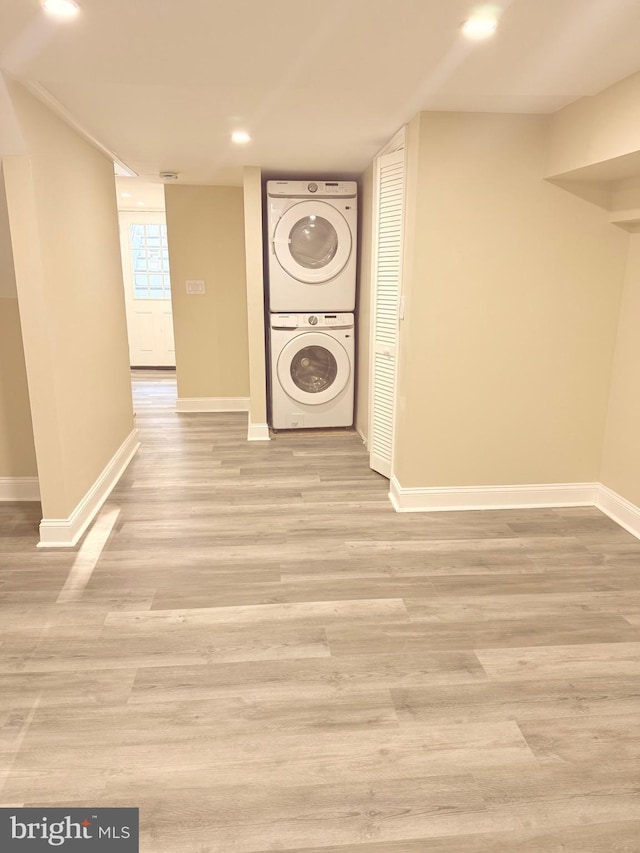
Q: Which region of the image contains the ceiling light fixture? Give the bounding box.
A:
[461,16,497,39]
[231,130,251,145]
[42,0,80,18]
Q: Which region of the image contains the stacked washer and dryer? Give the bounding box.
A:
[266,180,357,429]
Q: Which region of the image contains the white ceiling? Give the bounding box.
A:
[2,0,640,185]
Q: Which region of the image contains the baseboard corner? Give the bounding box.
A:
[355,427,368,448]
[37,428,139,548]
[247,422,271,441]
[389,475,402,512]
[596,484,640,541]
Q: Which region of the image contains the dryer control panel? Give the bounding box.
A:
[271,313,354,330]
[267,180,357,199]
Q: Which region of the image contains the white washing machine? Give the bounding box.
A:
[270,313,355,429]
[267,180,357,312]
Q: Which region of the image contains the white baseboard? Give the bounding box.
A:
[389,476,599,513]
[0,477,40,502]
[247,422,270,441]
[176,397,249,413]
[355,427,368,448]
[38,428,140,549]
[596,484,640,541]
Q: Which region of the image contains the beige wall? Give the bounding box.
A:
[354,164,373,442]
[241,167,267,428]
[601,234,640,506]
[0,163,18,300]
[611,176,640,213]
[0,164,37,478]
[547,70,640,177]
[3,82,134,519]
[0,74,26,158]
[394,111,629,489]
[164,184,249,400]
[0,299,37,477]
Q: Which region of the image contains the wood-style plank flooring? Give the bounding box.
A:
[2,369,640,852]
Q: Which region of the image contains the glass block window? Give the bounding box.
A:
[129,223,171,299]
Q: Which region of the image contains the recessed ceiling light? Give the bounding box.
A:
[231,130,251,145]
[42,0,80,18]
[120,192,132,198]
[461,17,497,39]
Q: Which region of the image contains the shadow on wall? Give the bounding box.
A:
[0,162,37,482]
[0,297,38,480]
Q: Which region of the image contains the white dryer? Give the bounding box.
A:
[267,180,357,312]
[270,313,355,429]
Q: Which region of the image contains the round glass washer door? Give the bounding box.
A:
[273,201,352,284]
[277,332,351,405]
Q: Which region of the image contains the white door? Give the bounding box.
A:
[369,147,405,478]
[119,211,176,367]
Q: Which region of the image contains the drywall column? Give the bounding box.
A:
[2,155,68,515]
[599,233,640,528]
[164,184,250,409]
[242,166,269,440]
[3,81,136,547]
[0,162,38,499]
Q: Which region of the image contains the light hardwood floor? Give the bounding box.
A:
[1,370,640,852]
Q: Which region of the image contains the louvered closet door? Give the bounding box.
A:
[369,148,405,478]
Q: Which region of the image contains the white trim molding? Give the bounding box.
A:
[375,125,407,158]
[247,422,270,441]
[24,82,137,177]
[596,484,640,541]
[390,477,599,513]
[38,428,140,549]
[176,397,249,413]
[0,477,40,502]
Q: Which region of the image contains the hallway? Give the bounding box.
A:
[1,372,640,851]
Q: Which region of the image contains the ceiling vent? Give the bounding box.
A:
[159,171,178,181]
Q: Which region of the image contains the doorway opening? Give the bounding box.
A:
[117,179,176,370]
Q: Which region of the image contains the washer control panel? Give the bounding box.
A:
[307,313,354,329]
[271,315,299,329]
[322,314,350,327]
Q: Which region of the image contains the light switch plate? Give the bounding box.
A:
[186,280,205,294]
